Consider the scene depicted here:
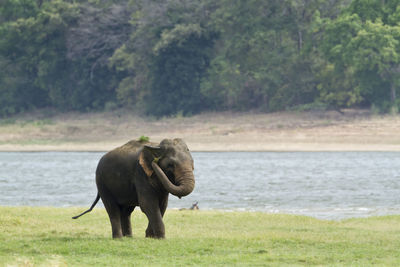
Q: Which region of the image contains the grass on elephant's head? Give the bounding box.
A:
[1,207,400,266]
[138,135,150,142]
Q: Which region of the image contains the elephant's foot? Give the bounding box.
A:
[122,227,132,237]
[145,227,165,239]
[113,232,132,238]
[112,235,123,239]
[112,233,123,239]
[146,234,165,239]
[112,228,123,239]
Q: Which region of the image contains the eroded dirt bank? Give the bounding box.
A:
[0,109,399,151]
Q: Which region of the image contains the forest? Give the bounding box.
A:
[1,0,400,117]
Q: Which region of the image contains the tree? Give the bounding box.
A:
[149,24,215,115]
[0,0,134,115]
[202,0,334,111]
[0,0,80,113]
[66,3,132,82]
[110,0,216,116]
[349,20,400,108]
[63,2,133,110]
[0,0,39,23]
[318,14,363,108]
[319,0,400,111]
[4,0,400,116]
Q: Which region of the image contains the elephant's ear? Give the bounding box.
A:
[143,145,163,157]
[139,145,162,177]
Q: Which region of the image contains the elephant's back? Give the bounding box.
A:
[96,141,143,176]
[99,139,154,164]
[94,139,155,191]
[116,139,151,154]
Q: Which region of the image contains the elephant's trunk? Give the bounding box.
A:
[151,162,195,198]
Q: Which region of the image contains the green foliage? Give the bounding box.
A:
[0,0,127,116]
[147,25,215,116]
[319,0,400,110]
[200,0,324,112]
[0,0,39,22]
[0,0,79,115]
[110,0,216,116]
[138,135,149,142]
[1,0,400,116]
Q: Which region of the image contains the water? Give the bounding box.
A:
[0,151,399,220]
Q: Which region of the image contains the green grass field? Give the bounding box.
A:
[1,207,399,266]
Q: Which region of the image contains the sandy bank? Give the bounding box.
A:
[0,110,399,152]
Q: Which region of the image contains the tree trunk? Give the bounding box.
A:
[390,83,396,104]
[390,83,398,114]
[298,30,303,53]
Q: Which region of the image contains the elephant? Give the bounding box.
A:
[73,138,195,239]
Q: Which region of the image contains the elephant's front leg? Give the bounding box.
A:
[144,208,165,238]
[146,213,165,238]
[140,200,165,238]
[145,194,168,238]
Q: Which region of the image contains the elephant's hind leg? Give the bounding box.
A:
[101,196,123,238]
[121,206,135,237]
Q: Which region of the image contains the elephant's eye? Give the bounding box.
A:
[167,163,174,169]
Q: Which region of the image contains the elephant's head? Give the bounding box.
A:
[139,138,195,198]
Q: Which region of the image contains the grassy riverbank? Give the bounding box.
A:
[1,207,400,266]
[1,109,400,151]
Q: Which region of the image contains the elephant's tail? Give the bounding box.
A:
[72,193,100,219]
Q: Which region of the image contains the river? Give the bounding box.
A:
[0,151,399,220]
